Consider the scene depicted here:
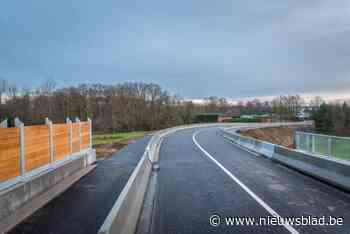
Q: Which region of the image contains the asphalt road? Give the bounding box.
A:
[9,136,150,234]
[153,127,350,234]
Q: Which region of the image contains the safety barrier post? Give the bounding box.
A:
[45,118,55,164]
[66,118,73,154]
[88,118,92,149]
[15,118,26,176]
[75,118,82,151]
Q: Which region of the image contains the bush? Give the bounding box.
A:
[194,114,219,123]
[231,117,262,123]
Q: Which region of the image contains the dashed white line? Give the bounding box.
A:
[192,130,300,234]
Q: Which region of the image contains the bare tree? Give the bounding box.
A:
[310,96,324,108]
[0,78,8,105]
[40,78,57,95]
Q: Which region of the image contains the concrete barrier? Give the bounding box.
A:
[221,129,275,159]
[0,149,96,233]
[98,151,153,234]
[273,146,350,192]
[98,126,172,234]
[220,123,350,192]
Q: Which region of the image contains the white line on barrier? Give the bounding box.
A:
[192,130,300,234]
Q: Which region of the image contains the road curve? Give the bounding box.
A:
[152,126,350,234]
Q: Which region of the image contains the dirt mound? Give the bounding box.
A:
[240,127,295,148]
[95,141,130,158]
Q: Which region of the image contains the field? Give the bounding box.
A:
[93,131,148,146]
[93,131,148,157]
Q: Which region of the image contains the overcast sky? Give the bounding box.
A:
[1,0,350,99]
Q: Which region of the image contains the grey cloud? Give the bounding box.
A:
[0,0,349,98]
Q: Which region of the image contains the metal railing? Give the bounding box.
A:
[295,131,350,161]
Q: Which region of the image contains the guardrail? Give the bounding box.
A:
[221,122,350,192]
[0,117,92,190]
[221,128,276,158]
[295,131,350,161]
[222,122,312,158]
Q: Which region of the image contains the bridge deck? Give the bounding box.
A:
[153,127,350,234]
[9,136,150,234]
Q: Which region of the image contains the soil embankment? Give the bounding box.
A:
[240,127,296,148]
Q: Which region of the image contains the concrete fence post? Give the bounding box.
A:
[312,135,316,153]
[15,118,26,176]
[88,118,92,149]
[0,119,8,128]
[75,118,82,151]
[45,118,55,164]
[66,118,73,155]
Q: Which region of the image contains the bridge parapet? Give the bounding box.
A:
[220,122,350,192]
[0,117,96,233]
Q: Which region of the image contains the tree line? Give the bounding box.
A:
[313,102,350,136]
[2,78,341,133]
[0,80,195,132]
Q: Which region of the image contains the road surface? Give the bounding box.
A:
[153,127,350,234]
[9,136,150,234]
[8,126,350,234]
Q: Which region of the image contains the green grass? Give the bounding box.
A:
[309,136,350,161]
[93,131,148,146]
[314,137,329,156]
[331,138,350,161]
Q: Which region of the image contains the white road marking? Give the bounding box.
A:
[192,130,300,234]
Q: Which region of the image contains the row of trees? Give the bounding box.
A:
[195,96,273,116]
[0,80,195,132]
[3,78,346,134]
[198,95,310,120]
[271,95,305,120]
[0,79,309,131]
[313,103,350,136]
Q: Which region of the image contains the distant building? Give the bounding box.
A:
[218,110,241,122]
[296,108,311,120]
[240,114,272,123]
[296,106,317,120]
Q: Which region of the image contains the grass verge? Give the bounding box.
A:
[93,131,148,158]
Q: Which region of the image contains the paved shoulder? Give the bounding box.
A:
[9,136,150,234]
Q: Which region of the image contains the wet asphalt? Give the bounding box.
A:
[9,136,150,234]
[153,127,350,234]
